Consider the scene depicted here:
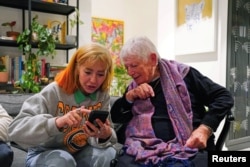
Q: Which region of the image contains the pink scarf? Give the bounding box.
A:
[125,59,198,165]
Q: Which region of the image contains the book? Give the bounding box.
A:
[49,64,66,79]
[40,58,46,77]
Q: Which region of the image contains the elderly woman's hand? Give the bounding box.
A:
[126,83,155,102]
[185,124,212,149]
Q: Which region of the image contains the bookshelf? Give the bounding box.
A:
[0,0,79,51]
[0,0,80,92]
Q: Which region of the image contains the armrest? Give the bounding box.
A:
[215,111,234,151]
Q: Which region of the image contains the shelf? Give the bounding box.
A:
[56,43,76,50]
[31,42,76,50]
[1,0,79,80]
[0,39,18,47]
[0,83,14,92]
[0,39,76,50]
[0,0,75,15]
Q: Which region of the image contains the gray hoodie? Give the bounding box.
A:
[8,82,117,153]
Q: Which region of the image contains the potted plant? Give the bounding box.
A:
[66,7,84,45]
[16,15,56,93]
[1,21,20,40]
[0,57,8,83]
[110,58,131,96]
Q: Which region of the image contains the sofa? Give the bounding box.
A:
[0,94,31,167]
[1,93,234,167]
[0,94,121,167]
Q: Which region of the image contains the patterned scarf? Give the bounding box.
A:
[124,59,198,165]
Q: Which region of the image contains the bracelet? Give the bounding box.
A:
[201,124,213,137]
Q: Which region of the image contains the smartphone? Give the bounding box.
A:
[88,110,109,128]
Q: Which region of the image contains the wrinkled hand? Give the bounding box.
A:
[83,119,112,140]
[55,107,90,129]
[185,124,212,149]
[126,83,155,102]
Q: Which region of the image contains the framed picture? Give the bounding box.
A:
[47,20,66,44]
[175,0,217,55]
[91,17,124,60]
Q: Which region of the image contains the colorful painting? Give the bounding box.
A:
[91,17,129,96]
[91,17,124,61]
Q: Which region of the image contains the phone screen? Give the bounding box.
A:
[88,110,109,127]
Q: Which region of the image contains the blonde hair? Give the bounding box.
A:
[55,43,114,94]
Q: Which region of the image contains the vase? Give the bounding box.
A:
[0,71,8,83]
[66,35,76,45]
[6,31,20,40]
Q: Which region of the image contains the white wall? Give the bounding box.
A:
[158,0,228,87]
[92,0,228,86]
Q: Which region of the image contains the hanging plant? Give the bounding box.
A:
[17,15,56,93]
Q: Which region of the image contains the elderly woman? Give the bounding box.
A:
[111,36,234,167]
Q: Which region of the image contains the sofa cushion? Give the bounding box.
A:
[0,94,33,117]
[11,146,26,167]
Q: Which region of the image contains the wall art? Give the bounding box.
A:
[175,0,217,55]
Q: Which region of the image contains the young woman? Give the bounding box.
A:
[9,43,117,167]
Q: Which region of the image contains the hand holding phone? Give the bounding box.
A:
[88,110,109,128]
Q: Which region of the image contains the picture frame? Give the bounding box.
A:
[175,0,217,55]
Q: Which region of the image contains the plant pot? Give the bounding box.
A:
[0,71,9,83]
[66,35,76,45]
[32,32,38,42]
[6,31,20,40]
